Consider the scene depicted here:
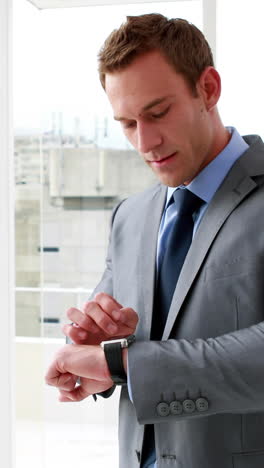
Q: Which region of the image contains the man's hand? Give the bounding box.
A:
[63,292,138,345]
[45,344,113,402]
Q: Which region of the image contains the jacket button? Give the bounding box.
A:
[182,399,196,413]
[156,402,170,417]
[170,400,183,415]
[195,397,209,412]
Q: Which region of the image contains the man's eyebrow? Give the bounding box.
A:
[114,115,127,122]
[142,96,169,112]
[114,96,171,121]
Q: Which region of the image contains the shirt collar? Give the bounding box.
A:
[166,127,249,206]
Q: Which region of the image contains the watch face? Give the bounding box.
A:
[101,338,126,348]
[101,335,135,349]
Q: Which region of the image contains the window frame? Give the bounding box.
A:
[0,0,15,467]
[27,0,217,60]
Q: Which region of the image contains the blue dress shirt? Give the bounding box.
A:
[128,127,249,468]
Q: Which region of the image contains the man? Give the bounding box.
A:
[46,14,264,468]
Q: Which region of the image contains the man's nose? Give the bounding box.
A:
[137,122,163,154]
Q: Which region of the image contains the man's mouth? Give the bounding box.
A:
[149,152,176,167]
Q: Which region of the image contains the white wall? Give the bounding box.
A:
[16,339,120,425]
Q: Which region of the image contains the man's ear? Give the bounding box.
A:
[197,66,221,111]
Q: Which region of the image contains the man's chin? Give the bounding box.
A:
[153,171,184,188]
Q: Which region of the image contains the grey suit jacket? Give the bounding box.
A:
[93,134,264,468]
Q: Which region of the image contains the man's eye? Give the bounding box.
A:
[152,105,170,119]
[122,121,136,129]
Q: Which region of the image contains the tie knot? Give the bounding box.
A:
[173,188,203,216]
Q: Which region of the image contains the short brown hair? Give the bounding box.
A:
[98,13,214,94]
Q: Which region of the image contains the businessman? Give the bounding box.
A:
[46,14,264,468]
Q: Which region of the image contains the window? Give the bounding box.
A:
[13,2,203,467]
[217,0,264,139]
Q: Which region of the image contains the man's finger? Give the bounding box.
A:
[93,292,123,315]
[116,307,139,329]
[67,307,98,333]
[58,387,91,402]
[83,300,119,335]
[46,368,77,391]
[62,323,89,343]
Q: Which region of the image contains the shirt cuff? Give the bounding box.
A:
[127,350,134,402]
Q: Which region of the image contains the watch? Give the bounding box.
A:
[100,335,136,385]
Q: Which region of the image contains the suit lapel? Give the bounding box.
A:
[137,184,167,340]
[162,157,259,340]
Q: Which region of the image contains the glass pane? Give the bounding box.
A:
[217,0,264,139]
[14,1,202,467]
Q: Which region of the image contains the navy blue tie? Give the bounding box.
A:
[151,188,203,340]
[141,189,203,468]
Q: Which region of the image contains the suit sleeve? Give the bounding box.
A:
[90,199,125,299]
[128,322,264,424]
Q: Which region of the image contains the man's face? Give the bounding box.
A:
[105,50,217,187]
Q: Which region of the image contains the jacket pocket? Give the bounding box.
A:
[233,450,264,468]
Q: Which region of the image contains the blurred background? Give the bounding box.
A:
[11,0,264,466]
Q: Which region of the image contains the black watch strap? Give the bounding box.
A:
[104,342,127,385]
[101,335,135,386]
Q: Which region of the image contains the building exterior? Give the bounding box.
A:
[15,130,156,337]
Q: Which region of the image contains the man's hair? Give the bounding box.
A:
[98,13,214,94]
